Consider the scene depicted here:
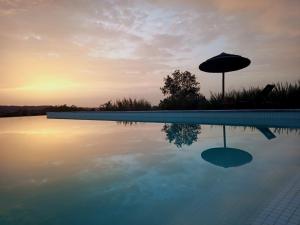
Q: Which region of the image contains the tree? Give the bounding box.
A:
[159,70,206,109]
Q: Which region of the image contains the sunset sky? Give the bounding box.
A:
[0,0,299,106]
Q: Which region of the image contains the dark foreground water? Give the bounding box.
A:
[0,116,299,225]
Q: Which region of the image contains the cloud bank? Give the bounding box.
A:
[0,0,299,106]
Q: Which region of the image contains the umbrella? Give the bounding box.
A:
[201,126,253,168]
[199,52,251,101]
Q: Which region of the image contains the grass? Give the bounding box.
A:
[205,81,300,109]
[99,98,152,111]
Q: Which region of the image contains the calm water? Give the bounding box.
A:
[0,116,299,225]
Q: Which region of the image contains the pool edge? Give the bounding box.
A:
[46,110,300,128]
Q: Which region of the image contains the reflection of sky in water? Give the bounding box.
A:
[0,116,299,225]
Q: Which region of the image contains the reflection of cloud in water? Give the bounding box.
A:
[51,160,64,166]
[79,152,200,204]
[83,143,97,148]
[94,153,144,168]
[123,170,195,204]
[76,124,297,205]
[27,178,48,186]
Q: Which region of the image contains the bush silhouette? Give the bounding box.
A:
[159,70,206,109]
[99,98,152,111]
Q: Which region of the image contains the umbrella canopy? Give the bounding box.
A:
[199,52,251,73]
[199,52,251,101]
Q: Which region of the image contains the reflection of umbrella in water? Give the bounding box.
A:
[201,126,253,168]
[199,52,251,101]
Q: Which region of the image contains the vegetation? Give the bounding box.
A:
[0,105,94,117]
[206,81,300,109]
[159,70,206,110]
[158,70,300,110]
[99,98,152,111]
[1,70,299,117]
[47,104,93,112]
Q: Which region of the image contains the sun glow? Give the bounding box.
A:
[16,79,77,92]
[0,75,82,105]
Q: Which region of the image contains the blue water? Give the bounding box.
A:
[0,116,299,225]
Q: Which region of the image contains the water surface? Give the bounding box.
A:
[0,116,299,225]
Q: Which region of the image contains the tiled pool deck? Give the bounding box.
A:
[249,174,300,225]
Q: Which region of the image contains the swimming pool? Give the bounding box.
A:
[0,116,299,225]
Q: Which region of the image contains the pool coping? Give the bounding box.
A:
[47,109,300,128]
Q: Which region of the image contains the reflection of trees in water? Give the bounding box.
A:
[241,126,300,135]
[116,121,139,126]
[272,127,300,135]
[162,123,201,148]
[210,125,300,135]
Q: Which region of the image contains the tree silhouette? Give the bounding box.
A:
[159,70,206,109]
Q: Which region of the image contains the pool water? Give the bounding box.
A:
[0,116,299,225]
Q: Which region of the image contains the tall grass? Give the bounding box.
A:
[97,81,300,111]
[99,98,152,111]
[206,81,300,109]
[268,81,300,108]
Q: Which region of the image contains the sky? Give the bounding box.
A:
[0,0,299,106]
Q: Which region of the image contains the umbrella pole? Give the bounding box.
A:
[223,125,227,148]
[222,72,225,101]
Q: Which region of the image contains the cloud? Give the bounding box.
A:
[0,0,299,106]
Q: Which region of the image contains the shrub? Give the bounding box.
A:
[99,98,152,111]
